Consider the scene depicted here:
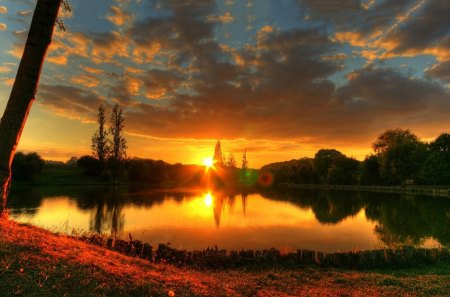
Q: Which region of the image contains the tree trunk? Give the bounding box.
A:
[0,0,60,214]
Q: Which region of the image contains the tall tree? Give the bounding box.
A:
[242,149,248,170]
[213,140,224,166]
[91,105,109,167]
[109,104,127,181]
[0,0,61,213]
[373,129,428,184]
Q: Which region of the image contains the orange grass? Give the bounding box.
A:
[1,217,449,296]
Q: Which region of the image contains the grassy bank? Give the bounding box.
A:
[1,218,449,296]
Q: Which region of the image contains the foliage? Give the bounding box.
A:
[109,104,127,181]
[127,158,168,184]
[77,155,100,176]
[109,104,127,162]
[420,133,450,185]
[226,153,237,168]
[242,149,248,170]
[373,129,428,184]
[261,158,320,185]
[213,141,224,166]
[11,152,45,181]
[91,104,110,165]
[430,133,450,153]
[313,149,345,183]
[359,155,381,185]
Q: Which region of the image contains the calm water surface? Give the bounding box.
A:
[7,187,450,252]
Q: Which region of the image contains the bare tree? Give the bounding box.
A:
[0,0,61,213]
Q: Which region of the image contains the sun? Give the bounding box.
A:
[203,157,214,168]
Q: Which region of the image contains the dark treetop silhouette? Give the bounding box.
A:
[0,0,61,213]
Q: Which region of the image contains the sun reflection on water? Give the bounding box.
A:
[204,192,213,207]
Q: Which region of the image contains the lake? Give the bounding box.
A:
[7,186,450,252]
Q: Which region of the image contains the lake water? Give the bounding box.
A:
[7,187,450,252]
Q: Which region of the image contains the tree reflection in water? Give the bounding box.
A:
[7,186,450,248]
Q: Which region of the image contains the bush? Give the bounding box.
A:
[77,155,101,176]
[12,152,45,181]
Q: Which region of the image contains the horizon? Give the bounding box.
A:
[1,0,449,168]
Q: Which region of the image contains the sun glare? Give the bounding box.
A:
[203,157,214,168]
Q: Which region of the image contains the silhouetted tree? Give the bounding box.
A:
[242,149,248,170]
[12,152,45,181]
[213,140,224,166]
[77,155,100,176]
[420,133,450,185]
[109,103,127,181]
[227,153,237,168]
[359,155,381,185]
[373,129,428,184]
[0,0,61,212]
[91,105,109,169]
[66,156,78,167]
[313,149,345,184]
[430,133,450,153]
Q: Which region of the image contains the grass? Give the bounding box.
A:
[1,218,450,296]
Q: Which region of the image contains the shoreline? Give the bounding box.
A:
[1,217,450,296]
[278,183,450,198]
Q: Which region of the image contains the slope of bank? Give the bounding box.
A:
[1,218,449,296]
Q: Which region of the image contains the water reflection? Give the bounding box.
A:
[7,186,450,251]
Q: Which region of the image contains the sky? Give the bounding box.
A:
[0,0,449,168]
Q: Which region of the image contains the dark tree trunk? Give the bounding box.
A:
[0,0,60,214]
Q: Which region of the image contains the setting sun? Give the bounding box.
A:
[203,157,214,168]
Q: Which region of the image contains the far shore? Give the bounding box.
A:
[279,183,450,198]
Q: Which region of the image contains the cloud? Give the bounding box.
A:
[377,0,450,61]
[7,0,448,152]
[425,61,450,83]
[206,12,234,24]
[47,55,68,65]
[334,65,450,131]
[106,6,133,26]
[0,65,11,73]
[36,85,106,122]
[0,23,7,31]
[302,0,450,62]
[17,10,32,17]
[71,74,101,88]
[81,66,105,75]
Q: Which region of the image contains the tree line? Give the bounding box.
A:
[261,129,450,186]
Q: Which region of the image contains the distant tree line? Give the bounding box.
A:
[261,129,450,186]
